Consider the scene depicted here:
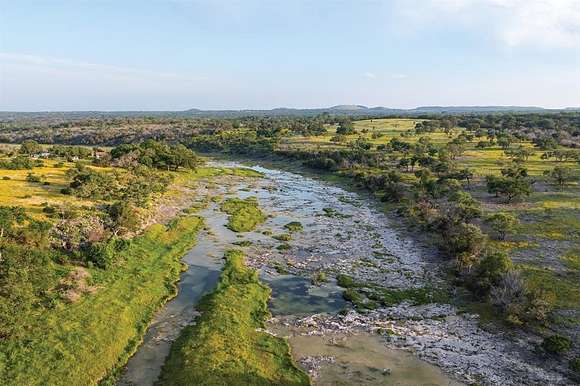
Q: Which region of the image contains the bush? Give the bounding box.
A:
[83,238,131,269]
[26,173,41,183]
[570,357,580,373]
[336,274,356,288]
[474,250,513,292]
[542,335,572,355]
[284,221,303,232]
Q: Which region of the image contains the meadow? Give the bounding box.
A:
[0,158,99,217]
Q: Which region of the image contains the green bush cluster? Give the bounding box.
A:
[220,197,266,232]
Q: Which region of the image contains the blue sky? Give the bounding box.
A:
[1,0,579,111]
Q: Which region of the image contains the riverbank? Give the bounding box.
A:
[0,215,203,386]
[156,250,310,386]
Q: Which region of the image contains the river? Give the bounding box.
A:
[118,160,561,386]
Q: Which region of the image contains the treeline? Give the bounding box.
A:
[3,112,578,148]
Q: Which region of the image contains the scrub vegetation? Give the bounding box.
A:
[157,250,310,386]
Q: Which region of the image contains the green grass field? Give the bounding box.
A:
[157,250,310,386]
[0,159,105,217]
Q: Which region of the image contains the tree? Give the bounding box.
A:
[18,140,42,155]
[447,191,482,223]
[505,146,534,162]
[336,121,356,135]
[544,166,576,189]
[500,177,533,202]
[474,250,513,292]
[486,174,533,203]
[111,140,201,171]
[442,222,486,268]
[485,212,519,240]
[107,201,140,235]
[350,137,372,152]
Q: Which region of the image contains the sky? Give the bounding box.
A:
[0,0,579,111]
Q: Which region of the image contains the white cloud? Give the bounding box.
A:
[0,53,202,82]
[364,71,376,78]
[396,0,580,48]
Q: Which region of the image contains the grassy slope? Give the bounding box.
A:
[220,197,267,232]
[0,215,203,386]
[156,250,310,386]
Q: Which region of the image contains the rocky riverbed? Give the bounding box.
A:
[226,162,573,386]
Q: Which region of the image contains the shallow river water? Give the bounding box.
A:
[118,161,463,386]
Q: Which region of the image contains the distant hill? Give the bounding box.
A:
[411,106,547,113]
[1,105,577,121]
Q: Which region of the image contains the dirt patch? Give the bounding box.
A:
[58,267,99,303]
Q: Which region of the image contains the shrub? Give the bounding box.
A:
[284,221,303,232]
[276,243,291,251]
[26,173,41,183]
[336,274,356,288]
[570,357,580,373]
[312,271,327,285]
[272,233,291,242]
[542,335,572,355]
[343,288,362,303]
[490,270,528,325]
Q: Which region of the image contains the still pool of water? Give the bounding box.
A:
[262,271,346,316]
[278,331,464,386]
